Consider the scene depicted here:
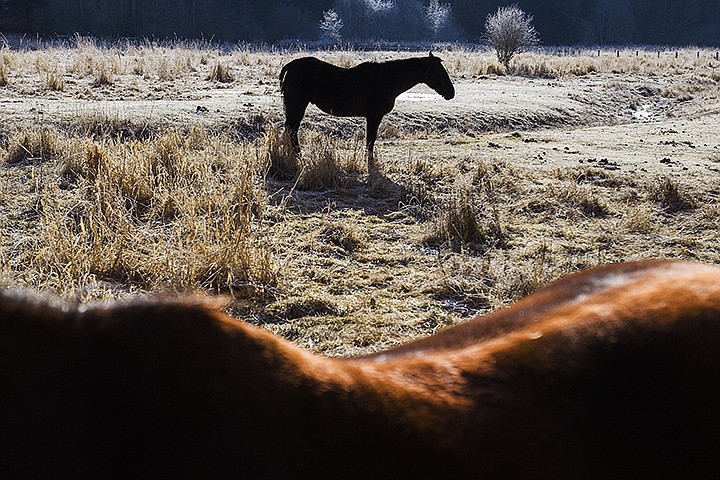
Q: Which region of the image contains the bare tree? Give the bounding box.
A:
[484,4,540,70]
[319,9,344,44]
[424,0,454,40]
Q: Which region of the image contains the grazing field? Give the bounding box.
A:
[2,40,719,355]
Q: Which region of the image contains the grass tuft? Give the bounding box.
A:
[318,220,367,253]
[267,296,342,321]
[45,67,65,91]
[262,126,299,180]
[425,184,508,253]
[0,58,9,87]
[646,177,696,213]
[297,142,342,191]
[93,62,114,86]
[5,127,64,165]
[207,62,234,83]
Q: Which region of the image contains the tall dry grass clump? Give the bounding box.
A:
[0,64,9,86]
[296,132,365,190]
[424,180,508,253]
[68,37,101,77]
[44,67,66,91]
[5,127,67,165]
[4,124,276,298]
[0,50,10,87]
[646,176,696,214]
[207,61,234,83]
[259,127,366,189]
[297,138,341,190]
[93,61,114,86]
[260,125,299,180]
[157,51,198,81]
[554,182,610,218]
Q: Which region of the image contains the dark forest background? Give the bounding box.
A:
[1,0,718,46]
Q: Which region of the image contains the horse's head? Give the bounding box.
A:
[424,52,455,100]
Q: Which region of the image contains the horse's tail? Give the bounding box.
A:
[279,63,290,93]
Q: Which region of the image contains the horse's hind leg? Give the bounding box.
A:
[366,115,383,173]
[283,98,308,155]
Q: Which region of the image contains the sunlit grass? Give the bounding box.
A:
[1,43,719,357]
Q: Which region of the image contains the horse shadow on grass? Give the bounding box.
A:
[265,165,424,218]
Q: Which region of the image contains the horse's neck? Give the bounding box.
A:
[383,58,427,97]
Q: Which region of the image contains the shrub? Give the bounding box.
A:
[485,4,540,70]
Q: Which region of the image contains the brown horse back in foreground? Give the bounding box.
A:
[1,259,719,479]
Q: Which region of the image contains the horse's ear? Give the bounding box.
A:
[429,51,434,58]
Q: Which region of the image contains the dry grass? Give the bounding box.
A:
[443,47,720,79]
[44,67,66,91]
[2,123,275,300]
[1,43,719,357]
[2,43,718,101]
[424,180,508,253]
[261,125,299,179]
[5,127,68,165]
[93,62,114,86]
[0,51,10,87]
[296,132,365,190]
[207,61,234,83]
[646,176,697,213]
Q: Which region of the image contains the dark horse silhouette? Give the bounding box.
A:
[279,53,455,170]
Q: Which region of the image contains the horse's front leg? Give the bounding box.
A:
[366,115,383,173]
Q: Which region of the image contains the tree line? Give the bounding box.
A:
[1,0,718,46]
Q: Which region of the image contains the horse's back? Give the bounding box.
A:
[357,260,720,478]
[280,56,374,116]
[365,259,720,358]
[280,57,338,89]
[281,56,325,73]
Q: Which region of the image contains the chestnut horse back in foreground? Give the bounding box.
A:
[1,260,719,479]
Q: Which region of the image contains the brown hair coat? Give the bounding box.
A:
[2,259,719,479]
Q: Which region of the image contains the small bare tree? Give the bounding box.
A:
[424,0,452,40]
[319,9,344,44]
[484,4,540,70]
